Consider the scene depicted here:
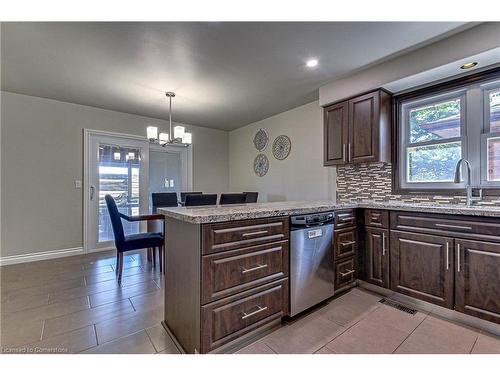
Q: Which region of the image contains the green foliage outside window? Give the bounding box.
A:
[407,98,462,182]
[409,99,461,143]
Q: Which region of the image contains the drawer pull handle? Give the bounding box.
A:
[341,241,356,247]
[241,264,268,274]
[242,230,269,237]
[457,243,461,273]
[339,217,354,223]
[435,223,472,230]
[340,269,355,277]
[241,305,268,320]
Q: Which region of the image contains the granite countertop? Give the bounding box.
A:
[157,200,500,224]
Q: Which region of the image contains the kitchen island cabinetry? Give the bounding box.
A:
[163,216,289,353]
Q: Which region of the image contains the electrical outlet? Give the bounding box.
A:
[75,180,82,189]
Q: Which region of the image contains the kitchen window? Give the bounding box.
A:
[394,68,500,194]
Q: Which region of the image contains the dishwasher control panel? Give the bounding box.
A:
[290,212,334,228]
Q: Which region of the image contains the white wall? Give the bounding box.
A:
[320,22,500,106]
[0,91,229,258]
[229,101,336,202]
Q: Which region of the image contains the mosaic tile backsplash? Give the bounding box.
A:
[336,163,500,206]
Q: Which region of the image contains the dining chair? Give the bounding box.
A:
[243,192,259,203]
[184,193,217,206]
[151,192,178,209]
[105,195,165,284]
[148,192,178,263]
[180,191,202,203]
[219,193,247,205]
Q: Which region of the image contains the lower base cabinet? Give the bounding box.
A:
[364,227,390,288]
[201,278,288,353]
[455,239,500,324]
[390,230,454,309]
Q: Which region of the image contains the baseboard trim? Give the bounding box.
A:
[0,247,84,266]
[0,246,115,266]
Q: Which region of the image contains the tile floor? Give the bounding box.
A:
[1,250,499,354]
[237,288,500,354]
[1,249,179,354]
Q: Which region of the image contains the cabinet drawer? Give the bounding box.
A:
[390,211,500,240]
[364,209,389,228]
[202,217,289,254]
[202,241,289,304]
[201,279,288,353]
[335,257,356,291]
[335,209,356,229]
[334,227,356,259]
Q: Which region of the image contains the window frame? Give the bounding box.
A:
[392,66,500,195]
[399,90,467,190]
[481,81,500,186]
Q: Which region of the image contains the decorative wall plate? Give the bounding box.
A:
[272,135,291,160]
[253,129,269,151]
[253,153,269,177]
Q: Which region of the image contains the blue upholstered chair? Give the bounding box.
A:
[151,192,178,210]
[243,192,258,203]
[184,193,217,206]
[105,194,165,284]
[219,193,247,205]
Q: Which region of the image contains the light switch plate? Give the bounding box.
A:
[75,180,82,188]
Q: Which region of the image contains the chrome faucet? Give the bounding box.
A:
[454,158,482,207]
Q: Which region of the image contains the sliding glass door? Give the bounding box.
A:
[84,131,192,252]
[86,132,149,251]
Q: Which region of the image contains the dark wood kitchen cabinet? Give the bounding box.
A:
[454,239,500,324]
[364,227,390,288]
[323,89,391,166]
[333,209,358,294]
[324,101,348,165]
[165,216,289,354]
[390,230,454,309]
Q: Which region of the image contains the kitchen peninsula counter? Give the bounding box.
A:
[159,199,500,353]
[158,200,500,224]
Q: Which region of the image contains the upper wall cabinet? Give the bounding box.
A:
[323,89,392,166]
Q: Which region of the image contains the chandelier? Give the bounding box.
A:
[146,92,192,146]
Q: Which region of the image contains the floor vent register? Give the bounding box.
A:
[379,298,418,315]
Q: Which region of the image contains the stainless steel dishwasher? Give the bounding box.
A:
[289,212,335,317]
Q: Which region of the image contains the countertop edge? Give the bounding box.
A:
[158,202,500,224]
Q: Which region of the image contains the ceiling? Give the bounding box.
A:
[1,22,472,130]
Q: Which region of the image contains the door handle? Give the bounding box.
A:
[382,232,386,256]
[446,242,450,270]
[90,185,95,201]
[457,243,461,273]
[347,143,351,162]
[342,144,346,162]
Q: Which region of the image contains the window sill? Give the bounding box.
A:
[392,187,500,196]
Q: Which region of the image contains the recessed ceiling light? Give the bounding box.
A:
[460,62,478,70]
[306,59,318,68]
